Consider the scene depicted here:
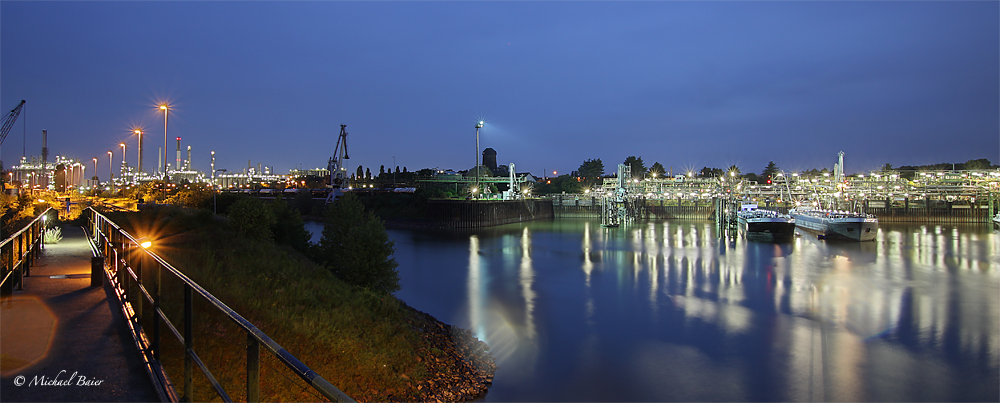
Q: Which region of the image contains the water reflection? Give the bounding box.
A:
[386,219,999,401]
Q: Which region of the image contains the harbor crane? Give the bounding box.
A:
[325,124,349,203]
[0,100,26,147]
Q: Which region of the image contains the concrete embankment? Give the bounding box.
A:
[407,199,554,229]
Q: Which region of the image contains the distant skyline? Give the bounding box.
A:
[2,1,997,178]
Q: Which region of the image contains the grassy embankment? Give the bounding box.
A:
[106,206,489,402]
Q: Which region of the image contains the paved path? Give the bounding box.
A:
[1,226,160,402]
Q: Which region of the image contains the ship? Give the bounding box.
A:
[788,208,878,241]
[736,204,796,242]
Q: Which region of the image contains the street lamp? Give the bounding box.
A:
[475,120,483,198]
[134,129,143,174]
[159,104,169,178]
[108,151,114,193]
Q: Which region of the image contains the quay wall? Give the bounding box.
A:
[550,195,997,223]
[423,199,553,228]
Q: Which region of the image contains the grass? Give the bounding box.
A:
[108,206,437,402]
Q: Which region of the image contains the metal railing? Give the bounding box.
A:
[1,208,53,295]
[85,207,354,403]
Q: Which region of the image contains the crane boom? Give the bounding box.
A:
[328,124,349,187]
[324,124,350,203]
[0,100,26,146]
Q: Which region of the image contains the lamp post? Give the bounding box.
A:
[134,129,143,175]
[159,104,169,178]
[475,120,483,198]
[159,104,170,200]
[214,169,227,214]
[108,151,114,193]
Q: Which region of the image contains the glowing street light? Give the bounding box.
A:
[108,150,114,192]
[134,128,143,174]
[159,104,170,178]
[475,120,484,198]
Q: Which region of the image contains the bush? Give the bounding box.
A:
[43,227,63,244]
[228,198,276,240]
[269,197,311,253]
[315,193,399,294]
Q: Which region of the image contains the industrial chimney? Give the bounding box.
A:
[41,130,48,188]
[175,137,182,171]
[186,146,192,171]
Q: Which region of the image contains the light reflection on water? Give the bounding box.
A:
[309,219,1000,401]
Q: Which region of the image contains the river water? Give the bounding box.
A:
[309,219,1000,401]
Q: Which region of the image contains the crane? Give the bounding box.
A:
[0,100,26,147]
[325,124,350,203]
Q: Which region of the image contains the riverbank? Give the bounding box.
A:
[104,207,494,402]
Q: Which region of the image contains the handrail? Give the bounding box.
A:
[1,208,54,295]
[85,207,354,403]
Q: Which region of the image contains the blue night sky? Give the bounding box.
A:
[2,1,997,178]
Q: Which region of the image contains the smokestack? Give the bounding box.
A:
[158,147,162,175]
[186,146,192,171]
[257,163,262,176]
[41,130,48,188]
[176,137,182,171]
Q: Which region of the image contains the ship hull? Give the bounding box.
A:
[791,211,878,241]
[738,218,796,242]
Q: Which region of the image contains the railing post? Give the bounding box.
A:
[152,259,160,361]
[15,233,24,291]
[183,283,193,402]
[91,254,104,287]
[247,333,260,403]
[135,243,143,326]
[1,242,11,296]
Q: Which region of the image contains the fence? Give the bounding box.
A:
[85,207,354,403]
[0,208,53,295]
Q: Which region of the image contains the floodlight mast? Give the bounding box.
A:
[475,121,484,198]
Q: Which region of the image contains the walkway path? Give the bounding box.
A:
[1,226,160,402]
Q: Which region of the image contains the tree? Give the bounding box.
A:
[577,158,605,187]
[881,163,893,171]
[761,161,780,182]
[534,174,582,195]
[649,162,666,177]
[964,158,992,170]
[356,165,364,180]
[727,165,741,176]
[270,197,311,253]
[380,165,385,175]
[365,168,371,180]
[623,156,646,177]
[228,198,276,241]
[316,193,399,294]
